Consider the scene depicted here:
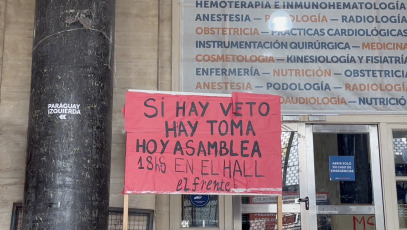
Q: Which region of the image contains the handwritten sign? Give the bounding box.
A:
[123,91,282,194]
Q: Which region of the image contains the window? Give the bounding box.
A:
[393,131,407,228]
[10,203,23,230]
[182,195,219,227]
[108,207,154,230]
[10,203,154,230]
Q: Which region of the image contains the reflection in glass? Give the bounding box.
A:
[182,195,218,227]
[396,181,407,228]
[268,11,292,31]
[242,131,300,229]
[393,131,407,176]
[242,131,300,205]
[394,131,407,228]
[313,133,373,205]
[317,215,375,230]
[242,213,300,230]
[281,131,300,201]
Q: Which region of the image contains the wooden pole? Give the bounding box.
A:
[277,195,283,230]
[123,195,129,230]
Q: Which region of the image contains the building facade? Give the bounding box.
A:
[1,0,407,229]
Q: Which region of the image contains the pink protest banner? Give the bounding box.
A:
[123,91,282,194]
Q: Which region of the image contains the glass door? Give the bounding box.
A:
[305,125,385,230]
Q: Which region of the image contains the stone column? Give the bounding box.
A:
[23,1,115,229]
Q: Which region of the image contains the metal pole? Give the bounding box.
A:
[23,1,115,229]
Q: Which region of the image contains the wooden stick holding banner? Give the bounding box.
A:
[277,195,283,230]
[123,195,129,230]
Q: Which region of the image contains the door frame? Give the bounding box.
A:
[305,124,385,229]
[381,124,407,230]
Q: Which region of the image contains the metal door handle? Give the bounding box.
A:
[297,197,309,210]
